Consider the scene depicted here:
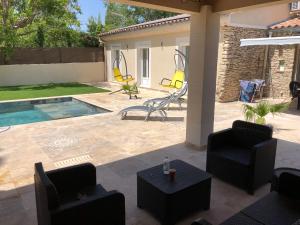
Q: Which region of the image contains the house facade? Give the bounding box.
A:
[100,3,290,101]
[100,15,190,90]
[264,3,300,99]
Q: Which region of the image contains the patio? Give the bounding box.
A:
[0,84,299,225]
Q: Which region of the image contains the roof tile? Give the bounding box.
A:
[100,14,190,37]
[270,17,300,30]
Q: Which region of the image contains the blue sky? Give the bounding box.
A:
[77,0,107,31]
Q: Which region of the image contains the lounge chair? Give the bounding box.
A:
[144,82,188,110]
[118,93,176,121]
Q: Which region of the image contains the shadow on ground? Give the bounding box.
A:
[122,116,185,122]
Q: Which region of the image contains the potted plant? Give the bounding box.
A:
[242,101,290,125]
[122,83,139,99]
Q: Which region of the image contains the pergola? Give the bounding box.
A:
[112,0,293,148]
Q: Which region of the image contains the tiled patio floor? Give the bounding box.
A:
[0,83,299,225]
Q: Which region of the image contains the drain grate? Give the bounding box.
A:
[54,155,93,168]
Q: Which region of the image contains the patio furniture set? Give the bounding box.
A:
[34,120,300,225]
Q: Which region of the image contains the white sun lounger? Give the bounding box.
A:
[118,93,176,121]
[143,82,188,110]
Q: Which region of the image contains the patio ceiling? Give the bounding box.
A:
[111,0,293,13]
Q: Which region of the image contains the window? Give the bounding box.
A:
[141,48,149,78]
[279,60,285,72]
[290,1,300,11]
[113,49,121,69]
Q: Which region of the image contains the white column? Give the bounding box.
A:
[186,6,221,148]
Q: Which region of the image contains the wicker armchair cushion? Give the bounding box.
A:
[232,120,272,148]
[278,172,300,200]
[210,145,253,166]
[59,184,107,205]
[232,120,273,138]
[233,128,270,148]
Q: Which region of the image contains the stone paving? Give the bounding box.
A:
[0,82,299,225]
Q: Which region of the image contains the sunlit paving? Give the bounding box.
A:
[0,84,299,225]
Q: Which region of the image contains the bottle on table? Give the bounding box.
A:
[163,156,170,174]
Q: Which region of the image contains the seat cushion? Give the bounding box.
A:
[210,145,253,166]
[60,184,107,205]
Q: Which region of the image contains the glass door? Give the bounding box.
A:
[140,48,150,87]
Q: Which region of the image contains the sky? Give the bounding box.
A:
[77,0,107,31]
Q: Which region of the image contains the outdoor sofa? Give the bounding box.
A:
[206,120,277,194]
[34,162,125,225]
[192,168,300,225]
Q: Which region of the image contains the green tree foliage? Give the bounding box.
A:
[35,26,45,47]
[104,2,177,31]
[80,15,103,47]
[0,0,81,61]
[104,3,135,31]
[87,15,103,36]
[131,7,177,23]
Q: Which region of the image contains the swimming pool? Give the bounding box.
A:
[0,97,110,127]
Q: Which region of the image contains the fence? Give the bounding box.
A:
[0,47,104,65]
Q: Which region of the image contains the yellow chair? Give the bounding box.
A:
[160,70,185,89]
[113,68,134,83]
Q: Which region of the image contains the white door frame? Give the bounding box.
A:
[136,41,151,88]
[109,43,122,82]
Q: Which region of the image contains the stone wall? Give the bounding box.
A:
[216,26,266,102]
[265,31,296,98]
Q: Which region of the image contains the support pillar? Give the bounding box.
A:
[186,6,221,148]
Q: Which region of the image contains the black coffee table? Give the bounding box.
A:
[137,160,211,225]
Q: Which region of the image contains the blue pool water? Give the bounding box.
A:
[0,97,110,127]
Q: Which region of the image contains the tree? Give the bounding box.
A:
[0,0,81,62]
[87,15,103,36]
[104,2,177,31]
[131,7,177,23]
[80,15,103,47]
[104,3,135,31]
[35,26,45,48]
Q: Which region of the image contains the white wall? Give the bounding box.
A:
[0,62,105,86]
[221,3,290,29]
[105,30,190,90]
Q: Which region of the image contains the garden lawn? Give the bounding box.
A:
[0,83,110,101]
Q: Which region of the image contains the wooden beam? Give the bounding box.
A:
[211,0,292,13]
[110,0,202,13]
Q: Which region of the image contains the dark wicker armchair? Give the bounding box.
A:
[289,81,300,110]
[34,162,125,225]
[206,120,277,194]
